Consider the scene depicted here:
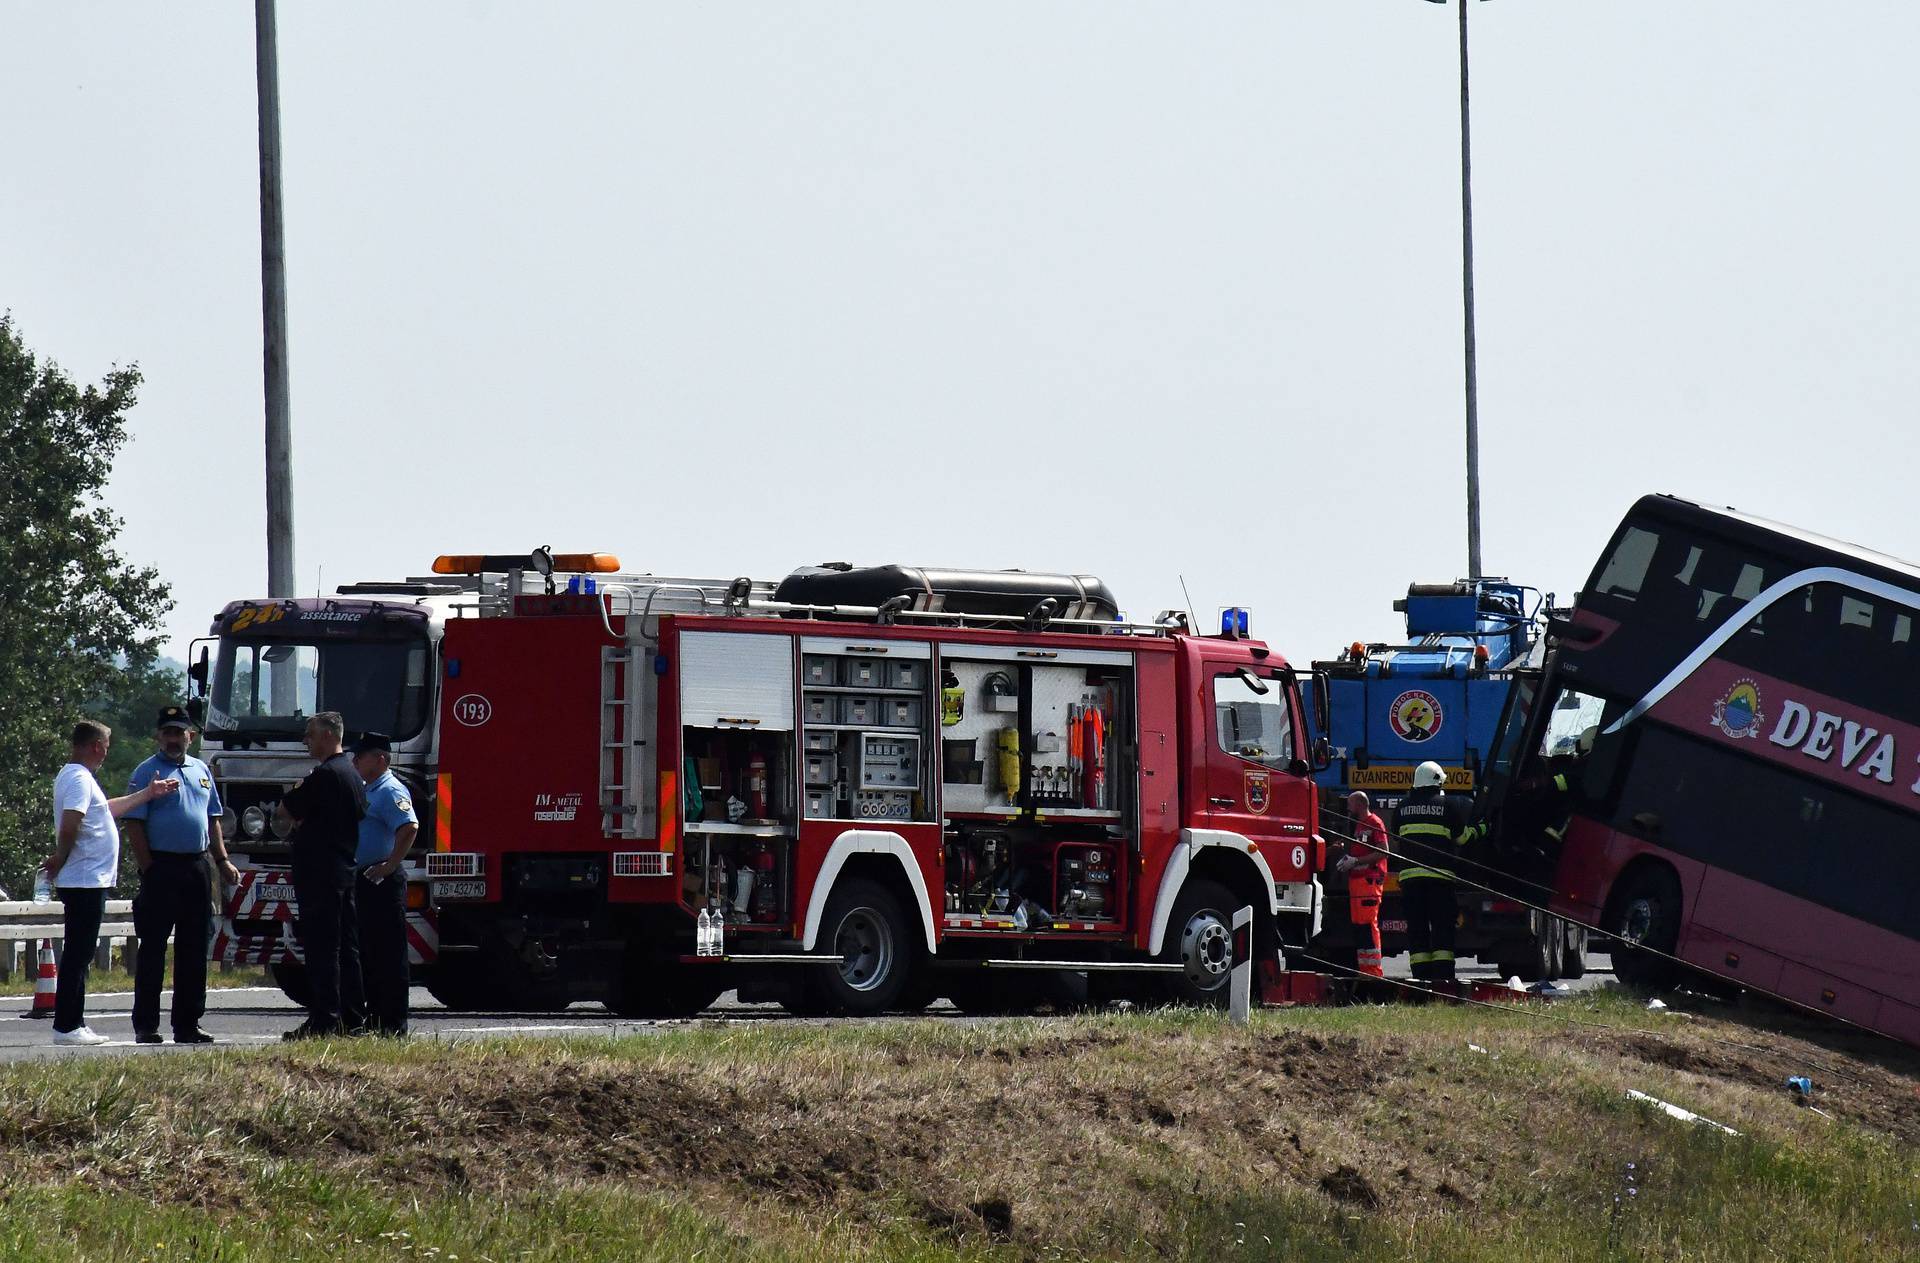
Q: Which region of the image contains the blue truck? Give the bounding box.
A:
[1305,580,1588,981]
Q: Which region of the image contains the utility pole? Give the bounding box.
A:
[1456,0,1483,581]
[256,0,295,599]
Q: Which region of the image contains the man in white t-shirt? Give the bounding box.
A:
[43,719,178,1046]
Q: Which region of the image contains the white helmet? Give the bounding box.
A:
[1412,761,1447,790]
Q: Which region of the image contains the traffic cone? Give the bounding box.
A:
[26,940,57,1019]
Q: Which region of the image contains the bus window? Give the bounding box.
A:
[1540,689,1608,759]
[1595,526,1659,599]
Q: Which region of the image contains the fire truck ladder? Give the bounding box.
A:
[600,643,638,838]
[594,576,783,838]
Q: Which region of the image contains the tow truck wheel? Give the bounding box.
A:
[800,878,918,1016]
[1607,867,1681,990]
[269,960,312,1009]
[1498,911,1557,983]
[1560,921,1588,980]
[1157,879,1239,1008]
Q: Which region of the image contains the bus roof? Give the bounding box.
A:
[1633,494,1920,594]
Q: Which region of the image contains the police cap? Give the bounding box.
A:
[351,733,393,755]
[156,705,193,731]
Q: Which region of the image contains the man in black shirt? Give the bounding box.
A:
[276,710,369,1039]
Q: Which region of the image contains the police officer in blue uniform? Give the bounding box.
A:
[124,705,241,1044]
[352,734,418,1036]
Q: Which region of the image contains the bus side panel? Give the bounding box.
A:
[1570,825,1920,1044]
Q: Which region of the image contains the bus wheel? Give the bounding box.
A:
[808,878,917,1016]
[1608,868,1681,990]
[1157,879,1238,1008]
[269,960,312,1008]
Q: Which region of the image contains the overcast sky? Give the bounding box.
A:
[5,3,1917,667]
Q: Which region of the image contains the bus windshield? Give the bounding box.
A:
[206,635,432,741]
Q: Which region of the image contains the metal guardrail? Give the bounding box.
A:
[0,900,137,980]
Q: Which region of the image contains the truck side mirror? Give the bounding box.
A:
[186,697,208,727]
[1311,670,1331,732]
[187,644,210,695]
[1310,736,1332,773]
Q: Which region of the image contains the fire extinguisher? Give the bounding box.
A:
[745,749,769,820]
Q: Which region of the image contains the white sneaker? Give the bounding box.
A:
[52,1026,110,1047]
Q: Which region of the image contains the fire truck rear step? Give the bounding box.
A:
[974,959,1186,973]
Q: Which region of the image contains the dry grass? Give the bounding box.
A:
[0,993,1915,1260]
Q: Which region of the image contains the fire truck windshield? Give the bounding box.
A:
[206,635,432,741]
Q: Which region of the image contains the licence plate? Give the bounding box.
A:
[256,881,297,903]
[1382,919,1409,933]
[433,879,487,901]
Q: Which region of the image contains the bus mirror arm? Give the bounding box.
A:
[1549,616,1602,645]
[1631,811,1663,837]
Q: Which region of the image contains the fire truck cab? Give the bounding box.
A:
[429,561,1328,1016]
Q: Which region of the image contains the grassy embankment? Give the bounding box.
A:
[0,991,1915,1261]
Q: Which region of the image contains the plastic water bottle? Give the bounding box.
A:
[709,906,725,958]
[696,908,714,956]
[32,870,52,904]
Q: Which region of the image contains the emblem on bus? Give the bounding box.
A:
[1388,689,1443,743]
[1709,679,1765,740]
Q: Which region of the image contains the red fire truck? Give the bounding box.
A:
[187,556,756,1007]
[424,557,1330,1016]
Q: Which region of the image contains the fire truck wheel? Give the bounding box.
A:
[269,961,312,1009]
[808,878,919,1016]
[1607,866,1681,990]
[1158,879,1239,1007]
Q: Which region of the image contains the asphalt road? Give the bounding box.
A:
[0,953,1614,1064]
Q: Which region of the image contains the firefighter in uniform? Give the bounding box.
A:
[1504,725,1596,884]
[1387,761,1486,983]
[351,734,418,1037]
[1334,790,1388,978]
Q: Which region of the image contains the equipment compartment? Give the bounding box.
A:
[939,826,1126,927]
[936,653,1133,821]
[800,641,934,822]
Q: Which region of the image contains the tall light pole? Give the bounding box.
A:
[1428,0,1484,580]
[255,0,295,599]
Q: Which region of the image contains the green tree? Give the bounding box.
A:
[93,658,192,808]
[0,315,171,893]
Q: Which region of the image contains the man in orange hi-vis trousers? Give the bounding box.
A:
[1336,790,1389,977]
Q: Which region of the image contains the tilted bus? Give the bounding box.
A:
[1483,494,1920,1044]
